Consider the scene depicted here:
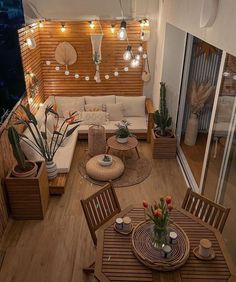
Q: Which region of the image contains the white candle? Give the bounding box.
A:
[115,218,123,230]
[169,231,178,244]
[123,216,132,231]
[162,245,172,258]
[199,239,212,258]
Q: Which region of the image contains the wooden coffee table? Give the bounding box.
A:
[106,136,140,162]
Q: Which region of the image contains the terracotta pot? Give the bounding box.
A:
[116,137,128,143]
[12,161,38,178]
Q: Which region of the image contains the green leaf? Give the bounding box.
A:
[21,105,37,125]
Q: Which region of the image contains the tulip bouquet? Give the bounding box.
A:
[143,196,173,248]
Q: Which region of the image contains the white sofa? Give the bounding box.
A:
[21,95,153,174]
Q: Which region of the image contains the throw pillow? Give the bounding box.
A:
[85,95,116,104]
[116,96,146,117]
[81,111,108,125]
[106,103,124,121]
[84,104,105,112]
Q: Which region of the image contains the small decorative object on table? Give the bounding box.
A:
[193,238,215,260]
[115,120,132,143]
[98,154,112,166]
[143,196,173,249]
[114,216,133,235]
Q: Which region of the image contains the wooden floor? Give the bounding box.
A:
[0,141,189,282]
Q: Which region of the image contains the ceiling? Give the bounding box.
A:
[23,0,158,23]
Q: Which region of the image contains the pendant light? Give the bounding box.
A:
[117,20,127,40]
[123,45,132,61]
[130,57,139,68]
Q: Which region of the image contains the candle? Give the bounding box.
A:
[123,216,132,231]
[199,239,212,258]
[162,245,172,258]
[169,231,178,244]
[115,218,123,230]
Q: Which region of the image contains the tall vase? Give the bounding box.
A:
[46,161,57,180]
[184,113,199,146]
[151,224,168,249]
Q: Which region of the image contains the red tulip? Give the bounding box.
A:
[143,200,148,209]
[165,196,172,205]
[154,208,162,218]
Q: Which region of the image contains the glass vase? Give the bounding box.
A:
[151,224,168,249]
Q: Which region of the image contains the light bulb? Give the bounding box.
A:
[139,20,145,28]
[144,19,150,27]
[26,38,33,47]
[89,21,95,29]
[114,71,119,77]
[30,72,34,77]
[39,21,43,28]
[105,74,110,80]
[55,66,60,71]
[85,76,90,81]
[138,44,143,53]
[110,24,115,34]
[123,45,132,61]
[65,70,70,75]
[130,58,139,68]
[142,53,147,59]
[61,24,66,32]
[117,20,127,40]
[46,60,51,66]
[140,31,145,41]
[223,71,230,77]
[29,97,33,104]
[135,54,141,61]
[39,103,44,107]
[124,66,129,72]
[75,73,79,79]
[233,75,236,80]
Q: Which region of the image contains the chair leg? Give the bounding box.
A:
[83,261,95,274]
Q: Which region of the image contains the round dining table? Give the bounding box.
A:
[95,206,236,282]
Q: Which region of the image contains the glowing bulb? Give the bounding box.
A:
[117,20,127,40]
[142,53,147,59]
[85,76,90,81]
[89,21,95,29]
[124,66,129,72]
[65,70,70,75]
[61,24,66,32]
[114,71,119,77]
[39,21,43,28]
[144,19,150,27]
[55,66,60,71]
[140,20,145,28]
[26,38,33,47]
[135,54,141,61]
[75,73,79,79]
[233,75,236,80]
[123,45,132,61]
[29,72,34,77]
[110,24,115,34]
[46,61,51,66]
[130,58,139,68]
[29,97,33,104]
[223,71,230,77]
[138,44,143,53]
[105,74,110,80]
[39,103,44,107]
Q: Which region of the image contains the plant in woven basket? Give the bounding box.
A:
[153,82,172,137]
[143,196,173,248]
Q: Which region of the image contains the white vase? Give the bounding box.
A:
[46,161,57,180]
[184,113,199,146]
[117,137,128,144]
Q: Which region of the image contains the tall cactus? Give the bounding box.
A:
[8,126,26,170]
[153,82,172,136]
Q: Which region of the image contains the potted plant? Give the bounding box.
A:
[115,120,132,143]
[8,126,38,178]
[98,154,113,166]
[151,82,176,159]
[143,196,173,249]
[14,105,80,179]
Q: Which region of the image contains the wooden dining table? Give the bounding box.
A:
[95,206,236,282]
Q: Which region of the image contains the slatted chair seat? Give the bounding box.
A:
[182,188,230,233]
[80,182,121,278]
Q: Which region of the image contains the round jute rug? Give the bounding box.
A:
[78,151,152,188]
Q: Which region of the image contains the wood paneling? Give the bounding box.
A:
[39,21,145,97]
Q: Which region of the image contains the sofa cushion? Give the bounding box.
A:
[84,103,104,112]
[85,95,116,104]
[54,96,85,117]
[116,96,146,117]
[81,111,108,125]
[106,103,124,121]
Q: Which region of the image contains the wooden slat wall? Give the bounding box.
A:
[39,21,145,97]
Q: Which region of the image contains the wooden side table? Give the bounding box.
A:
[106,136,140,162]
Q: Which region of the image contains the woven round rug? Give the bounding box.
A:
[78,151,152,188]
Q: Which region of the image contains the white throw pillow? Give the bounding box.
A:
[54,96,84,117]
[84,104,105,112]
[81,111,108,125]
[85,95,116,104]
[116,96,146,117]
[106,103,124,121]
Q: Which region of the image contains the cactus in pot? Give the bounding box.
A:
[153,82,172,137]
[8,126,38,178]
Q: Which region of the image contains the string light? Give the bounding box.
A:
[26,38,33,48]
[28,97,33,104]
[46,61,51,66]
[114,71,119,77]
[65,70,70,75]
[138,44,143,53]
[85,76,90,81]
[124,66,129,72]
[143,53,147,59]
[105,74,110,80]
[135,54,141,61]
[130,57,139,68]
[55,66,60,71]
[38,21,43,28]
[123,45,132,61]
[89,21,95,29]
[75,73,79,79]
[39,103,44,107]
[61,24,66,32]
[110,24,115,34]
[117,20,127,40]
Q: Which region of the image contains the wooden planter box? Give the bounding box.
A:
[151,129,176,159]
[5,161,49,220]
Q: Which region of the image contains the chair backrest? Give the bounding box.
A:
[182,188,230,233]
[81,183,121,245]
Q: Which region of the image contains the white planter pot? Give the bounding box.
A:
[46,161,58,180]
[116,137,128,144]
[184,113,199,146]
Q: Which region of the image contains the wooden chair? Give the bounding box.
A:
[182,188,230,233]
[80,182,121,275]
